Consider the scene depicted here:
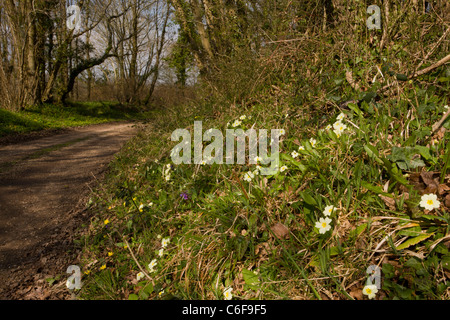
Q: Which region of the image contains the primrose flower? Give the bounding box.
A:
[136,272,145,281]
[337,113,345,121]
[223,287,233,300]
[291,151,299,158]
[280,165,288,173]
[315,217,332,234]
[232,120,242,127]
[309,138,317,147]
[419,193,440,211]
[333,121,347,137]
[148,259,158,272]
[161,237,171,248]
[323,205,336,216]
[244,171,255,182]
[362,285,378,299]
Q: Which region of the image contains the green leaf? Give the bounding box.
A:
[350,223,367,238]
[396,73,408,81]
[242,269,260,290]
[361,181,392,197]
[364,144,384,164]
[396,233,434,251]
[299,191,317,206]
[128,294,139,300]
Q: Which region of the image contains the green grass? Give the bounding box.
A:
[0,101,150,138]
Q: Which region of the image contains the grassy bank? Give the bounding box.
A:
[0,101,149,138]
[70,78,449,300]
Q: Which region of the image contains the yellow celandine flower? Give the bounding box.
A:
[104,219,110,225]
[419,194,440,211]
[108,252,113,257]
[362,284,378,299]
[84,270,91,275]
[223,287,233,300]
[315,217,332,234]
[99,264,106,270]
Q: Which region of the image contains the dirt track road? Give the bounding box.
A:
[0,122,137,299]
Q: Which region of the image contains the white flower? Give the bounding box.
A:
[291,151,299,158]
[419,193,440,211]
[337,112,345,121]
[444,105,449,110]
[223,287,233,300]
[323,205,336,216]
[244,171,255,182]
[148,259,158,272]
[309,138,317,147]
[362,285,378,299]
[148,202,153,207]
[139,203,144,212]
[232,120,242,127]
[161,237,171,248]
[299,146,305,151]
[315,217,332,234]
[254,156,262,163]
[325,124,332,131]
[136,272,145,281]
[158,248,164,257]
[239,115,246,120]
[280,129,285,135]
[280,165,288,172]
[333,121,347,137]
[226,122,230,127]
